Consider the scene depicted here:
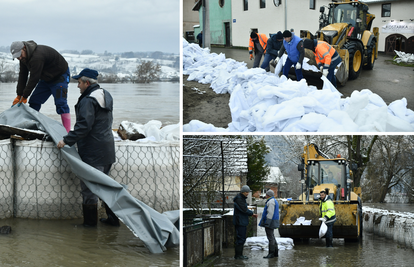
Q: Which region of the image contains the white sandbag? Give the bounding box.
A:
[319,222,328,238]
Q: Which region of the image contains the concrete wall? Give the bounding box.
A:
[363,208,414,249]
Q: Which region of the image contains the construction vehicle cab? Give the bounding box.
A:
[279,144,363,241]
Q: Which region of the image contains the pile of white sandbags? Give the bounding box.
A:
[183,39,414,132]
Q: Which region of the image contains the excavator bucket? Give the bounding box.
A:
[335,48,349,86]
[279,201,361,239]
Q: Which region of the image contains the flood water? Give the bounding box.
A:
[0,82,180,129]
[213,206,414,267]
[0,82,180,266]
[0,218,179,266]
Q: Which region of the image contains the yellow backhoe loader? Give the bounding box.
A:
[301,0,379,86]
[279,143,363,241]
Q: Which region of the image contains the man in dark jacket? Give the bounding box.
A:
[57,68,118,227]
[233,185,258,260]
[261,31,283,71]
[10,40,71,132]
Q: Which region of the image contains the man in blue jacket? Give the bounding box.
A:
[262,31,283,71]
[274,30,305,81]
[259,189,280,258]
[233,185,258,260]
[57,68,118,227]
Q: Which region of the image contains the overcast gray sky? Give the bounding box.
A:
[1,0,180,54]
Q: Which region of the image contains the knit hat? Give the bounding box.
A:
[282,30,292,38]
[275,31,283,40]
[250,32,258,39]
[241,185,251,193]
[72,68,99,80]
[266,189,275,197]
[303,38,315,52]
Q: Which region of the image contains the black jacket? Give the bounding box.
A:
[266,34,283,57]
[17,40,68,98]
[63,83,115,166]
[233,193,253,226]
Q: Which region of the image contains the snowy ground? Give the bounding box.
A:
[183,39,414,132]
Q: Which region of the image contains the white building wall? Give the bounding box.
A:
[231,0,331,48]
[365,0,414,52]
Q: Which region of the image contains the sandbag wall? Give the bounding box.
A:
[0,139,180,219]
[363,209,414,249]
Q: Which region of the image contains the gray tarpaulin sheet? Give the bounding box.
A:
[0,104,179,253]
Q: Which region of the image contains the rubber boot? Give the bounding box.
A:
[61,113,71,132]
[264,244,275,258]
[326,237,333,247]
[100,202,120,226]
[239,244,248,259]
[82,204,98,227]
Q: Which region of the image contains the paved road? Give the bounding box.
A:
[210,47,414,111]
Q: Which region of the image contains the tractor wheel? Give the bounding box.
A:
[344,41,363,80]
[363,38,377,70]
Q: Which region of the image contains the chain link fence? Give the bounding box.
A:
[0,139,180,219]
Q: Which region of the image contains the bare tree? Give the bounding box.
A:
[134,60,161,83]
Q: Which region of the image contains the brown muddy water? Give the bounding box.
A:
[0,218,179,266]
[213,206,414,267]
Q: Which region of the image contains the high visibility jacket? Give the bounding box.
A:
[249,33,268,55]
[314,41,340,69]
[319,195,337,224]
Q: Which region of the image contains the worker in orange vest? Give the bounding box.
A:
[249,32,268,71]
[303,39,342,88]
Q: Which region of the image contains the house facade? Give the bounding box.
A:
[184,0,414,53]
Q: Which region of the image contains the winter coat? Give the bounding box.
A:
[63,83,115,166]
[17,40,68,98]
[319,195,337,224]
[266,35,283,57]
[259,197,280,229]
[233,193,254,226]
[278,35,304,64]
[249,33,268,55]
[314,40,341,69]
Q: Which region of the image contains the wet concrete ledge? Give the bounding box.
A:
[363,207,414,249]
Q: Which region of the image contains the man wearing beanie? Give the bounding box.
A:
[262,31,283,71]
[303,38,342,88]
[57,68,118,228]
[259,189,280,258]
[10,40,71,132]
[274,30,305,81]
[249,31,268,69]
[233,185,258,260]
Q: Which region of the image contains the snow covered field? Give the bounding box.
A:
[0,51,179,81]
[183,39,414,132]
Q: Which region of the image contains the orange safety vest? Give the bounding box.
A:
[314,41,339,68]
[249,33,268,54]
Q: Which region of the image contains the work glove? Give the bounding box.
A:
[319,217,327,223]
[275,57,280,64]
[249,54,254,60]
[295,63,301,69]
[12,95,27,107]
[320,66,323,72]
[323,69,329,77]
[269,59,276,68]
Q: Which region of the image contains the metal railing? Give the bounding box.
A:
[0,139,180,219]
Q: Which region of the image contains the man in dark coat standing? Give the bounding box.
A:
[233,185,258,260]
[57,68,118,227]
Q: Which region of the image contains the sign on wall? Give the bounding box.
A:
[381,21,414,34]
